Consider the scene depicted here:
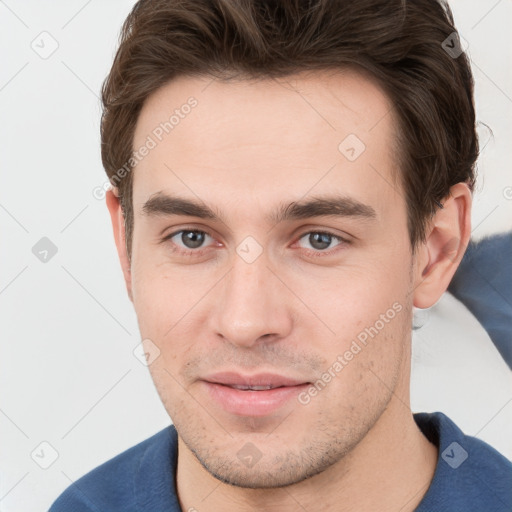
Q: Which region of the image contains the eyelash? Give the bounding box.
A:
[297,231,349,258]
[160,228,350,258]
[160,229,215,257]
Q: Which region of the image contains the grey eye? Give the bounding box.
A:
[298,232,341,251]
[171,230,211,250]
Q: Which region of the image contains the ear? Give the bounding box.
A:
[413,182,472,309]
[106,188,133,302]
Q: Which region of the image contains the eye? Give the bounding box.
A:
[163,229,214,253]
[296,231,346,253]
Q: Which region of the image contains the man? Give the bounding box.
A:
[49,0,512,510]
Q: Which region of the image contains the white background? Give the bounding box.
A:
[0,1,511,510]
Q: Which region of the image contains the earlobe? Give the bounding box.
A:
[105,189,133,302]
[413,183,472,309]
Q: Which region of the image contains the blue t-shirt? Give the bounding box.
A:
[49,412,512,511]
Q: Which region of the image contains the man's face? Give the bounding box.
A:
[129,70,416,487]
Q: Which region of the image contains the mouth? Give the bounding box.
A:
[222,384,284,391]
[200,372,311,417]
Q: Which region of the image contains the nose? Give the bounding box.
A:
[210,253,294,348]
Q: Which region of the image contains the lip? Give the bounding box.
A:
[203,372,308,388]
[201,372,311,417]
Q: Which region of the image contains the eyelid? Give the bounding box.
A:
[160,224,214,240]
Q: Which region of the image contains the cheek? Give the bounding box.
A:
[300,302,411,430]
[287,252,412,385]
[130,261,219,381]
[131,257,203,335]
[288,257,410,337]
[146,361,187,424]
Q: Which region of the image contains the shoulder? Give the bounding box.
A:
[415,412,512,512]
[48,425,179,512]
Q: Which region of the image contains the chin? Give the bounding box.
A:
[185,433,352,490]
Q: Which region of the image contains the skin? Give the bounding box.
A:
[106,70,471,511]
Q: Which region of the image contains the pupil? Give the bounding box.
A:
[310,233,331,250]
[182,231,204,249]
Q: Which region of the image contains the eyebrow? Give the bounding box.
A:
[141,192,376,225]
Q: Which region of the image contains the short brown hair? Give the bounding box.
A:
[101,0,478,260]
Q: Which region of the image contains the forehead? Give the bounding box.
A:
[131,70,400,218]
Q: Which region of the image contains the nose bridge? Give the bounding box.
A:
[212,252,292,346]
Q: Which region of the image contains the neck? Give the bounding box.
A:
[176,394,438,512]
